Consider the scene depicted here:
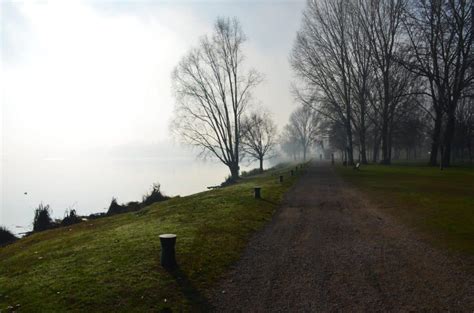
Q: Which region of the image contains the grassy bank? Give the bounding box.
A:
[337,164,474,256]
[0,164,302,312]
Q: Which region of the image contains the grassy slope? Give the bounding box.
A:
[337,164,474,255]
[0,164,302,312]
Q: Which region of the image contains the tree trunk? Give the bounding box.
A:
[360,130,368,164]
[346,120,354,166]
[429,108,443,166]
[442,109,456,167]
[372,135,381,163]
[381,117,390,164]
[229,162,239,180]
[259,157,264,173]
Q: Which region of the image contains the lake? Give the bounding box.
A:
[1,150,261,236]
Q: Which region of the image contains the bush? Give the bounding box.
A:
[87,212,106,220]
[0,226,18,246]
[125,201,141,211]
[33,203,56,232]
[107,197,127,215]
[107,183,170,216]
[61,209,82,226]
[240,168,262,177]
[141,183,170,207]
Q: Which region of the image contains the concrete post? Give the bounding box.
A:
[254,187,261,199]
[159,234,177,268]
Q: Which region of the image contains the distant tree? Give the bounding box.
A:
[280,125,301,160]
[287,105,320,161]
[241,110,277,172]
[171,17,262,180]
[33,203,54,232]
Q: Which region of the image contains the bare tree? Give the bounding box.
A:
[287,105,320,161]
[358,0,412,164]
[241,110,277,172]
[280,125,301,161]
[404,0,473,167]
[292,0,356,165]
[171,17,262,179]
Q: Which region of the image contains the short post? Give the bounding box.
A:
[279,175,283,183]
[159,234,177,268]
[254,186,261,199]
[291,170,294,176]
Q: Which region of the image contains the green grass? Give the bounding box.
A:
[0,164,303,312]
[337,164,474,255]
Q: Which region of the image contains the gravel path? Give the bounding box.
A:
[209,163,474,312]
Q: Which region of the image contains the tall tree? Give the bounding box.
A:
[291,0,356,165]
[241,110,277,172]
[359,0,411,164]
[404,0,473,167]
[171,17,262,179]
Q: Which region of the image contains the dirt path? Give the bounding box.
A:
[209,163,474,312]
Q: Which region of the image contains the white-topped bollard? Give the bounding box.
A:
[254,187,261,199]
[159,234,177,268]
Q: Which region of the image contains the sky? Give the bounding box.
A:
[1,0,306,161]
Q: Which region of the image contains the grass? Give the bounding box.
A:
[337,164,474,256]
[0,164,303,312]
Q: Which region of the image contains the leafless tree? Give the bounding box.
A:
[347,0,376,164]
[286,105,320,161]
[358,0,413,164]
[241,110,277,172]
[171,17,262,179]
[291,0,356,165]
[404,0,473,167]
[280,125,301,161]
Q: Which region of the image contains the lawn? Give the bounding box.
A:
[337,164,474,256]
[0,164,302,312]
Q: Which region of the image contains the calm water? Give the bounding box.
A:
[1,153,252,236]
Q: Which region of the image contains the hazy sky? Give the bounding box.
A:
[1,0,306,160]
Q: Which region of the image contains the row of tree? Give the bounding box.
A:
[291,0,473,167]
[171,1,473,180]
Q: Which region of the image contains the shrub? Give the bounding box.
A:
[0,226,18,246]
[61,209,82,226]
[33,203,56,232]
[87,212,106,219]
[240,168,262,177]
[125,201,141,211]
[141,183,170,207]
[107,197,127,215]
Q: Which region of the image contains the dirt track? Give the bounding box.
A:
[210,162,474,312]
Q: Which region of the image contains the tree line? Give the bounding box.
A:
[291,0,473,167]
[171,1,473,180]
